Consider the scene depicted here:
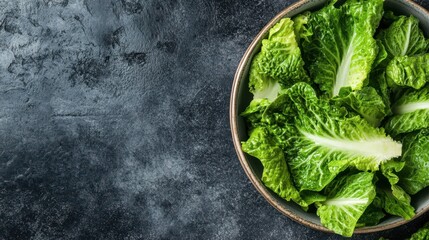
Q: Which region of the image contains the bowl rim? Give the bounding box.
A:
[230,0,429,234]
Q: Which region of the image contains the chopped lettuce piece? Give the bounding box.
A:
[242,127,308,209]
[378,15,429,61]
[301,191,327,205]
[356,203,385,227]
[379,159,416,219]
[373,39,389,69]
[377,186,415,220]
[386,54,429,90]
[398,129,429,195]
[369,69,392,116]
[333,86,388,126]
[385,86,429,136]
[248,18,309,100]
[249,53,282,101]
[259,18,310,85]
[293,12,312,44]
[317,172,376,237]
[281,83,401,191]
[410,222,429,240]
[381,159,405,187]
[302,0,383,97]
[241,99,271,130]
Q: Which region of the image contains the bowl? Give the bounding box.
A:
[230,0,429,234]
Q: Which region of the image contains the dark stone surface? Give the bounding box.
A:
[1,0,429,239]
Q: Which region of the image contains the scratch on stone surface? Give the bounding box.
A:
[83,0,93,16]
[2,87,26,93]
[52,113,123,118]
[73,15,85,30]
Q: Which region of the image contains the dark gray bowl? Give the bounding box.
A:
[230,0,429,234]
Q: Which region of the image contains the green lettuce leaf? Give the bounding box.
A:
[317,172,376,237]
[241,99,271,130]
[248,18,309,100]
[373,40,389,69]
[398,129,429,195]
[301,191,327,205]
[293,12,312,44]
[248,53,282,101]
[333,86,388,126]
[386,54,429,90]
[377,186,415,220]
[302,0,383,97]
[369,70,391,116]
[356,203,385,227]
[261,93,300,150]
[379,160,415,219]
[381,159,405,187]
[382,10,400,25]
[241,127,308,209]
[410,222,429,240]
[280,83,402,191]
[378,15,428,61]
[385,86,429,136]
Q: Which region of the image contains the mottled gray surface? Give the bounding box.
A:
[1,0,429,239]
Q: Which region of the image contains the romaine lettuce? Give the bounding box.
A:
[333,86,388,126]
[302,0,383,97]
[316,172,376,237]
[377,186,415,220]
[385,86,429,136]
[386,54,429,89]
[241,99,271,130]
[242,127,308,209]
[248,18,309,100]
[356,203,385,227]
[409,222,429,240]
[398,129,429,195]
[378,15,428,62]
[275,83,401,191]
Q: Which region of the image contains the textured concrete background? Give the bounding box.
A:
[1,0,429,239]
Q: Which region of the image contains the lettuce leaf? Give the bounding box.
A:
[373,40,389,69]
[248,53,282,101]
[381,159,405,186]
[398,129,429,195]
[248,18,309,100]
[293,12,312,44]
[302,0,383,97]
[369,70,392,115]
[356,202,385,227]
[385,86,429,136]
[378,15,428,62]
[386,54,429,90]
[259,18,310,84]
[280,83,402,191]
[241,99,271,130]
[301,191,327,205]
[377,186,415,220]
[317,172,376,237]
[333,86,388,126]
[241,127,308,209]
[379,160,416,219]
[410,222,429,240]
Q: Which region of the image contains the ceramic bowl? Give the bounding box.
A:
[230,0,429,234]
